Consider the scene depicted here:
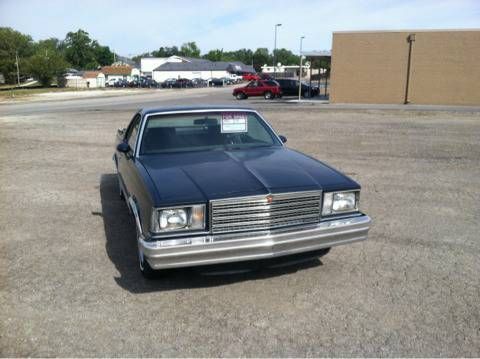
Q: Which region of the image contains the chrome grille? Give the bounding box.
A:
[210,191,321,234]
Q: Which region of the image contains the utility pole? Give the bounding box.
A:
[273,23,282,78]
[15,50,20,87]
[298,36,305,101]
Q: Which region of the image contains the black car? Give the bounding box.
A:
[275,78,319,98]
[114,106,371,278]
[161,78,177,88]
[140,77,159,88]
[173,78,193,88]
[114,79,129,88]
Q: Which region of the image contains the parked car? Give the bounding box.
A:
[221,77,235,85]
[242,73,260,81]
[114,79,128,88]
[161,78,177,88]
[275,78,319,97]
[114,106,371,278]
[208,78,224,87]
[233,80,282,100]
[191,78,207,87]
[105,78,118,87]
[229,74,242,83]
[140,77,159,88]
[173,78,193,88]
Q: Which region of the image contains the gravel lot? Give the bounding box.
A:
[1,90,479,356]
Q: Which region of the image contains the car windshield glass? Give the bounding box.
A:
[140,112,282,154]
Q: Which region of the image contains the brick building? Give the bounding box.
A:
[330,29,480,105]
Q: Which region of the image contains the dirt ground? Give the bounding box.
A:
[1,95,479,356]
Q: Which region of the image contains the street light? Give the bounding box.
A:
[298,36,305,101]
[273,23,282,78]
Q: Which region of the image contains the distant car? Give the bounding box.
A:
[229,74,242,83]
[161,78,177,88]
[242,73,260,81]
[259,73,273,80]
[220,77,235,85]
[105,78,118,87]
[114,106,371,278]
[191,78,207,87]
[275,79,319,98]
[140,77,159,88]
[114,79,128,88]
[173,78,193,88]
[233,80,282,100]
[209,78,224,87]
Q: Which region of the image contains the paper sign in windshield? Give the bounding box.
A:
[221,113,248,133]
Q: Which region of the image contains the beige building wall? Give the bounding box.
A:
[330,30,480,105]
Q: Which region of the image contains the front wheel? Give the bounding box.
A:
[236,92,246,100]
[264,91,273,100]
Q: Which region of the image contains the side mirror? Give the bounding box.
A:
[117,142,131,153]
[279,135,287,143]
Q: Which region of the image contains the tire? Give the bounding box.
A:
[264,91,273,100]
[302,90,311,98]
[236,92,246,100]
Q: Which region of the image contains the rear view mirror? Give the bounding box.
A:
[117,142,131,153]
[279,135,287,143]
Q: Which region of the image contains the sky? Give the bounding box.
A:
[1,0,479,57]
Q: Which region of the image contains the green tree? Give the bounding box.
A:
[179,42,200,58]
[273,48,299,66]
[203,49,223,61]
[151,46,179,57]
[63,29,97,69]
[252,48,271,72]
[27,48,68,86]
[92,40,114,66]
[0,27,35,84]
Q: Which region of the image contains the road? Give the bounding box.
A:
[1,88,479,356]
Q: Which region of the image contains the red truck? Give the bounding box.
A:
[233,80,282,100]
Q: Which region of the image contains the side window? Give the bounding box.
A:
[125,114,141,151]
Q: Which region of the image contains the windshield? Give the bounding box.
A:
[140,111,282,154]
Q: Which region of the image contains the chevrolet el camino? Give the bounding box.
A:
[114,106,371,278]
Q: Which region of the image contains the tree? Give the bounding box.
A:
[151,46,179,57]
[0,27,35,84]
[92,41,114,66]
[203,49,223,61]
[273,48,299,66]
[252,48,271,72]
[27,48,68,86]
[63,29,97,69]
[179,42,200,58]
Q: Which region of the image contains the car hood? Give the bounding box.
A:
[139,147,358,206]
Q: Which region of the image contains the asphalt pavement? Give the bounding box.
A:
[1,87,479,356]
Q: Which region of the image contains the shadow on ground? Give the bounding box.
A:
[100,173,322,293]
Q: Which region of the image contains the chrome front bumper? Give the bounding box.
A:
[140,215,371,270]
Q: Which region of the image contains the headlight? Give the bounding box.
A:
[322,191,359,216]
[151,205,205,233]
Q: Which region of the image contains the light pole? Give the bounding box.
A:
[273,23,282,78]
[298,36,305,101]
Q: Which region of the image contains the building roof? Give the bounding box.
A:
[153,60,255,73]
[101,65,132,75]
[301,50,331,57]
[83,71,103,79]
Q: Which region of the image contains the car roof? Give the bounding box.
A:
[140,105,257,116]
